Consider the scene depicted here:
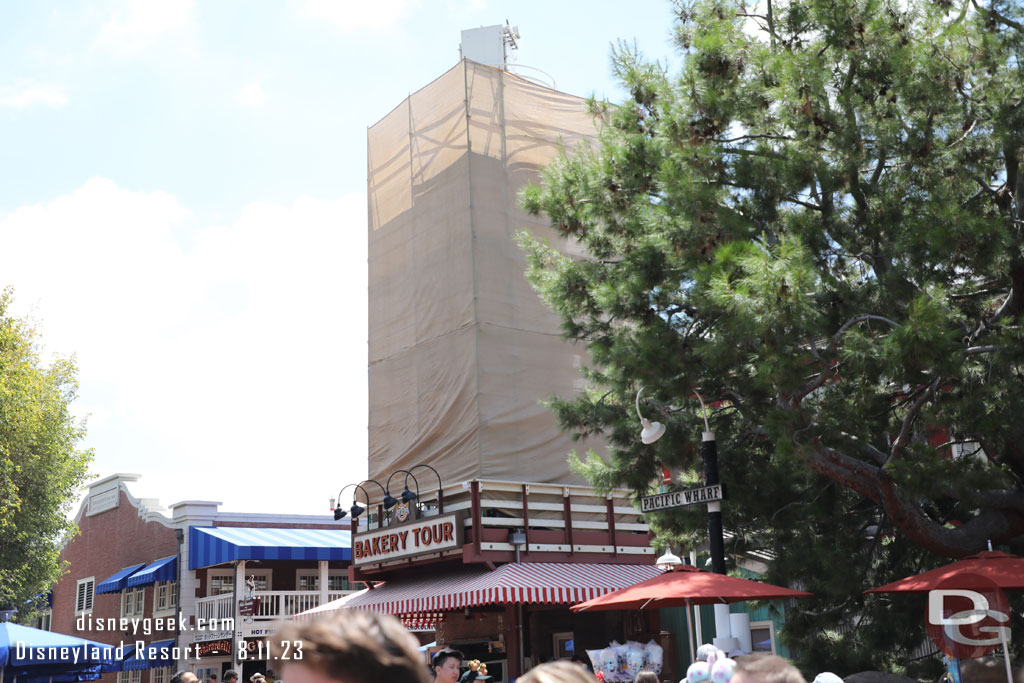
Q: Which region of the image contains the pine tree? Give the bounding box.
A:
[520,0,1024,674]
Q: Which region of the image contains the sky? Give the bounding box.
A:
[0,0,681,518]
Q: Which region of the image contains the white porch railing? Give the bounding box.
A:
[195,590,357,622]
[196,594,233,623]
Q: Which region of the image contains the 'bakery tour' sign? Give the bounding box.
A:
[353,513,464,565]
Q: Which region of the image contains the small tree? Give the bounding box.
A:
[0,288,93,620]
[521,0,1024,673]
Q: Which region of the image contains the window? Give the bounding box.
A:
[30,611,51,631]
[749,620,777,655]
[552,632,574,659]
[75,578,95,615]
[121,587,145,617]
[118,671,142,683]
[209,573,233,595]
[156,581,177,612]
[152,669,167,683]
[296,570,357,592]
[208,570,271,596]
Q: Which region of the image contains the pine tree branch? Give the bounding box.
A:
[826,314,900,354]
[868,150,888,190]
[839,431,888,465]
[969,0,1024,32]
[887,376,942,464]
[964,345,1000,355]
[944,119,976,150]
[810,444,1024,556]
[975,489,1024,509]
[950,287,1005,300]
[782,196,824,211]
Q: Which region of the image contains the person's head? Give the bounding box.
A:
[635,671,660,683]
[811,675,842,683]
[209,675,218,683]
[519,661,596,683]
[695,645,718,663]
[251,674,266,683]
[430,648,465,683]
[223,671,238,683]
[272,610,431,683]
[171,673,199,683]
[731,655,806,683]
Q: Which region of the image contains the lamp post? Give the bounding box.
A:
[408,463,444,513]
[333,483,369,521]
[639,388,734,650]
[334,479,387,522]
[636,389,725,575]
[383,470,420,518]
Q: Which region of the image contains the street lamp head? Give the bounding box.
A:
[655,549,682,571]
[333,507,347,521]
[401,487,418,503]
[350,503,365,519]
[636,387,666,444]
[382,493,399,510]
[640,418,666,444]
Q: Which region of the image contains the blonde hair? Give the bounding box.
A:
[519,661,596,683]
[733,654,806,683]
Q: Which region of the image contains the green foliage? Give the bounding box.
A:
[0,288,92,620]
[522,0,1024,673]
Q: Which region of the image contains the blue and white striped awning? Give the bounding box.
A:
[188,527,351,569]
[122,640,175,671]
[125,556,177,588]
[96,564,146,594]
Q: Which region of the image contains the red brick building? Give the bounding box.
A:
[53,474,353,683]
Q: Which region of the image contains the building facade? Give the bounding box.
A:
[53,474,353,683]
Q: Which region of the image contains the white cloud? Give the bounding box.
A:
[0,82,68,109]
[301,0,418,31]
[0,179,369,515]
[97,0,195,55]
[238,81,266,108]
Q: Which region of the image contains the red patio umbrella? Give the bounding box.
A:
[864,551,1024,593]
[864,550,1024,683]
[570,564,812,612]
[571,564,812,662]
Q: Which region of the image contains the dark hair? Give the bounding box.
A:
[272,610,431,683]
[431,648,465,675]
[223,673,238,682]
[635,672,659,683]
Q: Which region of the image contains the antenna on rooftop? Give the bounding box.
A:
[459,23,519,70]
[458,23,554,88]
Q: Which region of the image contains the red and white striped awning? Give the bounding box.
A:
[342,563,662,615]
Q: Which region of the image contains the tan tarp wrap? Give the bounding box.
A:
[368,60,603,488]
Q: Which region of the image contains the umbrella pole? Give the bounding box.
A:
[999,626,1012,683]
[685,599,695,664]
